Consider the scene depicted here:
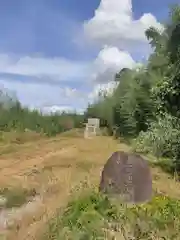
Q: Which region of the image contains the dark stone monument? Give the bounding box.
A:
[99,151,152,203]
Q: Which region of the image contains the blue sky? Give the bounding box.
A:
[0,0,178,113]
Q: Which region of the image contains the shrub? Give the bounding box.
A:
[134,113,180,171]
[0,187,37,208]
[134,113,180,157]
[43,190,180,239]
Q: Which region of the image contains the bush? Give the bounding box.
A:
[0,187,37,208]
[134,113,180,170]
[43,191,118,239]
[43,190,180,239]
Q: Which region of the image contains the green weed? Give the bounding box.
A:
[43,190,180,239]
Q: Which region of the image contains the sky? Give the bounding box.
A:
[0,0,178,114]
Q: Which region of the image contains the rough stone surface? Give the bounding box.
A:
[99,151,152,203]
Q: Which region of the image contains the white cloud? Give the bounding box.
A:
[0,54,89,81]
[35,105,75,114]
[84,0,163,49]
[0,53,104,112]
[39,105,85,115]
[0,79,87,112]
[0,54,90,113]
[88,81,118,101]
[91,45,136,83]
[0,0,164,112]
[81,0,165,102]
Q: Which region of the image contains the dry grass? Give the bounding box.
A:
[0,131,179,239]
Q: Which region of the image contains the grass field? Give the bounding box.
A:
[0,130,179,239]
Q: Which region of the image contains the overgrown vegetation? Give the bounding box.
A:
[84,4,180,173]
[0,187,37,208]
[0,90,84,137]
[44,190,180,239]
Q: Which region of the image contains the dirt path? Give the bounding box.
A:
[0,134,179,240]
[0,135,122,240]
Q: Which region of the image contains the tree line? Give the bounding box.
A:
[0,89,84,136]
